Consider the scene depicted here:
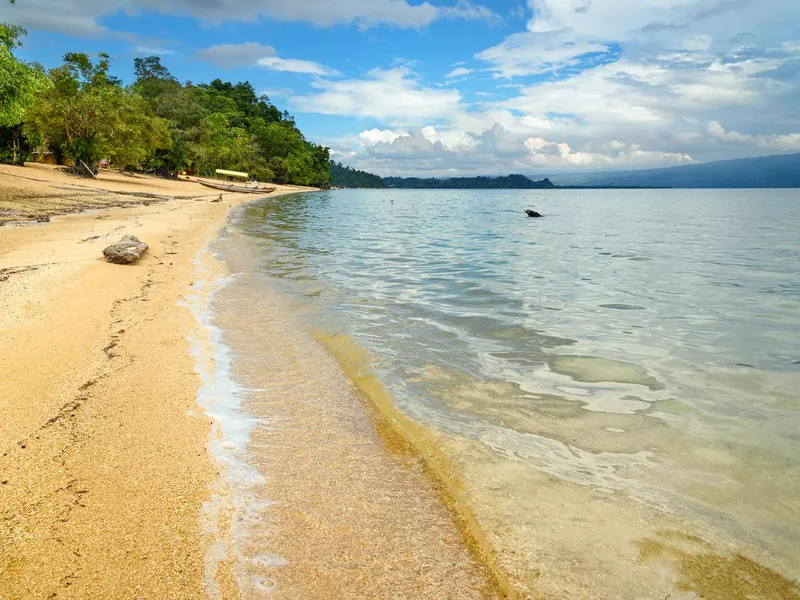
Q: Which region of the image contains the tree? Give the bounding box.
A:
[105,92,170,172]
[28,53,165,176]
[0,29,47,164]
[0,21,48,164]
[330,161,385,188]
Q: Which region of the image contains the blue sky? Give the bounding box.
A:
[2,0,799,176]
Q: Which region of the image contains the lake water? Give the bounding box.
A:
[216,188,800,599]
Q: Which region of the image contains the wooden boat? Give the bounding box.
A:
[197,179,277,194]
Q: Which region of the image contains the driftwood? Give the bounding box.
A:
[102,235,148,264]
[80,160,97,179]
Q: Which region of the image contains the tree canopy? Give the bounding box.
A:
[0,20,47,163]
[330,161,386,188]
[1,41,330,185]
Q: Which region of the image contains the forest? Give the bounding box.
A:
[0,20,330,186]
[329,161,386,188]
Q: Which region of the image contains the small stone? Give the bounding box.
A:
[103,235,148,264]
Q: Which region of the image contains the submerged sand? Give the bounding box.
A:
[0,164,498,599]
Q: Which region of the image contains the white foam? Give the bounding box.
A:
[181,241,285,598]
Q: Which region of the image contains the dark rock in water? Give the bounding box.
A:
[525,209,543,218]
[103,235,148,264]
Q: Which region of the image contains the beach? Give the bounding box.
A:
[0,165,274,598]
[2,167,799,600]
[0,164,498,599]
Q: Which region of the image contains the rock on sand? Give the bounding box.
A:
[103,235,148,264]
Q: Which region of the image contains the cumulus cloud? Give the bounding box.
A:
[525,137,692,167]
[332,123,694,176]
[359,129,403,145]
[706,121,800,151]
[290,67,462,122]
[197,42,276,68]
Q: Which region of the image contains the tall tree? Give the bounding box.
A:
[0,21,48,163]
[28,53,164,176]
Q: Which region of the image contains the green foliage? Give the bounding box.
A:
[0,22,48,130]
[2,47,330,185]
[26,53,167,175]
[330,161,385,188]
[105,92,171,172]
[129,57,329,184]
[383,174,556,189]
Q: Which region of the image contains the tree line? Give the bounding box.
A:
[329,161,386,188]
[383,174,556,189]
[0,18,330,185]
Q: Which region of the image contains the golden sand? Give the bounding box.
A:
[0,164,314,598]
[0,164,500,599]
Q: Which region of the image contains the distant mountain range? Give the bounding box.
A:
[383,174,557,189]
[549,153,800,188]
[329,153,800,189]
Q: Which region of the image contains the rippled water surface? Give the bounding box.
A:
[230,188,800,598]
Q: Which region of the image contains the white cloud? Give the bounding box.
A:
[525,137,692,167]
[330,122,694,176]
[133,46,176,56]
[706,121,800,151]
[197,42,276,68]
[477,32,611,78]
[308,0,799,173]
[0,0,498,36]
[290,67,463,122]
[360,129,403,145]
[258,56,339,76]
[0,3,109,37]
[446,67,472,79]
[439,0,503,24]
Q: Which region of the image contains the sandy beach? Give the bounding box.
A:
[0,164,498,599]
[0,164,313,598]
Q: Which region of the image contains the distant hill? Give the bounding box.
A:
[549,153,800,188]
[329,161,385,188]
[384,174,556,189]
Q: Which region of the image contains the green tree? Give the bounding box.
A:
[105,91,171,172]
[27,53,118,175]
[0,21,48,163]
[28,53,164,176]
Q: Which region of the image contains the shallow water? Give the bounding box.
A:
[223,188,800,598]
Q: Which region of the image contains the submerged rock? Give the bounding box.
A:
[102,235,148,264]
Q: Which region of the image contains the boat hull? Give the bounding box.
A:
[197,180,276,194]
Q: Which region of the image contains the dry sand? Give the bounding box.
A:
[0,164,314,599]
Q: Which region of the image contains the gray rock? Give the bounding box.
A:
[103,235,148,264]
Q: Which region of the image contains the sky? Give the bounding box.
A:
[2,0,800,177]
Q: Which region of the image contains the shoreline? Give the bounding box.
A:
[0,165,498,599]
[194,208,500,598]
[0,164,315,598]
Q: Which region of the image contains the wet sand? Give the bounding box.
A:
[0,164,313,598]
[199,247,498,599]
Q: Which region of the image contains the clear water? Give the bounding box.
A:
[228,188,800,597]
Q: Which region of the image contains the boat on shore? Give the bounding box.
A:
[196,179,277,194]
